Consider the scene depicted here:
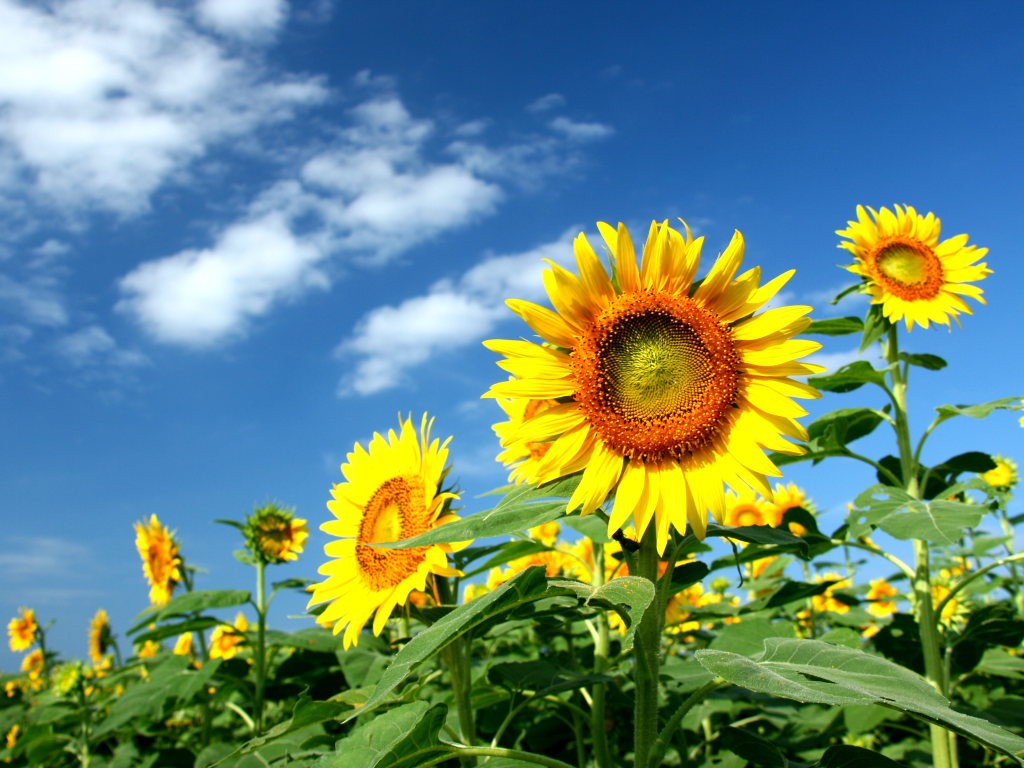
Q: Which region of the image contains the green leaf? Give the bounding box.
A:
[900,352,947,371]
[487,661,611,695]
[547,575,655,654]
[718,726,790,767]
[806,316,864,336]
[817,744,904,768]
[808,361,887,393]
[705,523,809,552]
[346,567,550,721]
[462,540,550,579]
[129,589,251,633]
[238,695,350,757]
[380,475,581,548]
[860,304,889,351]
[807,408,887,453]
[321,701,447,768]
[977,648,1024,680]
[847,484,985,545]
[936,396,1023,422]
[695,638,1024,761]
[265,627,341,654]
[710,618,795,656]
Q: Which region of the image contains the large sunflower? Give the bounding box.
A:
[485,220,821,553]
[134,514,182,606]
[837,204,990,330]
[307,414,463,649]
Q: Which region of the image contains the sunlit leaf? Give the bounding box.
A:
[322,700,447,768]
[808,361,887,393]
[806,316,864,336]
[847,484,985,545]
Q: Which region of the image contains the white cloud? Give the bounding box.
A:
[806,344,884,374]
[119,212,327,346]
[527,93,566,113]
[0,536,92,582]
[54,324,148,369]
[337,231,578,396]
[0,0,325,216]
[196,0,288,40]
[549,116,615,142]
[0,273,67,327]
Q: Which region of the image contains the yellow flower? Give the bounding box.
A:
[529,520,561,547]
[7,608,37,652]
[172,632,194,657]
[136,639,161,658]
[866,578,900,617]
[485,220,821,553]
[721,488,775,528]
[21,649,44,690]
[837,204,990,330]
[134,514,183,606]
[307,414,465,649]
[4,681,17,698]
[89,609,112,664]
[982,456,1018,490]
[811,573,851,615]
[770,482,814,535]
[209,613,248,660]
[5,724,18,750]
[245,503,309,564]
[53,662,82,696]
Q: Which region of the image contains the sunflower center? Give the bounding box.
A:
[871,237,944,300]
[356,477,430,591]
[570,291,740,463]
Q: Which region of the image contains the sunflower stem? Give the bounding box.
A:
[437,576,476,756]
[590,539,613,768]
[253,558,267,735]
[886,325,955,768]
[633,525,664,768]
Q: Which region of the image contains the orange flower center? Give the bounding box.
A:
[570,291,740,463]
[356,477,431,591]
[869,236,944,300]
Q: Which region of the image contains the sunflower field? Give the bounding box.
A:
[4,208,1023,768]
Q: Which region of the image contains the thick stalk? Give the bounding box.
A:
[254,559,267,734]
[887,326,954,768]
[436,576,476,751]
[633,525,664,768]
[590,541,613,768]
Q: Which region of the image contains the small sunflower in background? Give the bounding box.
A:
[88,609,113,665]
[981,455,1018,490]
[308,414,465,649]
[244,503,309,564]
[486,219,821,553]
[134,514,182,606]
[837,204,990,330]
[209,613,248,660]
[7,607,37,652]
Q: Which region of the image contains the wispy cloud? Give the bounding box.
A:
[54,325,148,370]
[0,536,94,583]
[527,93,566,113]
[549,116,615,142]
[336,230,579,396]
[196,0,289,40]
[806,344,884,374]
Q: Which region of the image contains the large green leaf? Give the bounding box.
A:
[807,361,887,394]
[129,589,251,633]
[381,475,581,548]
[345,567,551,721]
[547,575,655,653]
[322,701,448,768]
[236,695,350,757]
[847,484,985,545]
[695,638,1024,761]
[807,408,888,454]
[817,744,904,768]
[935,396,1022,422]
[900,352,947,371]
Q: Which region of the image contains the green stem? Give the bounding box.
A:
[590,540,613,768]
[935,552,1024,617]
[254,559,267,735]
[633,525,664,768]
[422,746,577,768]
[886,325,954,768]
[437,577,476,752]
[649,678,725,767]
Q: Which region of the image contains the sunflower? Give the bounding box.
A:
[485,220,821,552]
[134,514,182,606]
[493,394,561,484]
[866,578,900,618]
[7,608,37,652]
[88,609,112,664]
[209,613,247,660]
[837,204,990,330]
[245,503,309,564]
[981,455,1018,490]
[721,488,776,528]
[307,414,464,649]
[770,481,814,535]
[172,632,194,657]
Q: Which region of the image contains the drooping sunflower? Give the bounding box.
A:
[244,503,309,564]
[307,414,464,649]
[134,514,182,606]
[837,204,990,330]
[485,220,822,552]
[88,609,112,664]
[7,607,37,652]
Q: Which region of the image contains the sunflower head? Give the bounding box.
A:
[7,607,38,653]
[172,632,194,657]
[837,204,990,330]
[134,514,183,606]
[866,578,900,618]
[485,219,822,553]
[721,488,775,528]
[209,613,248,660]
[981,455,1018,490]
[244,502,309,564]
[307,413,465,649]
[89,609,112,665]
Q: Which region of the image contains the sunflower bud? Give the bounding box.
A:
[244,503,309,565]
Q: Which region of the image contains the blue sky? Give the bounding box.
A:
[2,0,1022,668]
